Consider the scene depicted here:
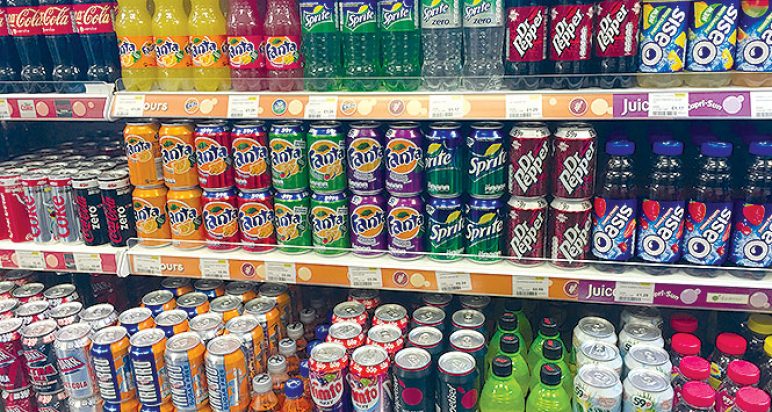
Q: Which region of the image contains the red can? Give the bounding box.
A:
[238,190,276,253]
[195,121,234,190]
[1,386,37,411]
[0,318,30,391]
[366,324,405,360]
[326,321,365,354]
[508,122,550,198]
[372,304,409,336]
[232,122,271,192]
[507,196,548,266]
[202,188,240,251]
[551,123,597,200]
[549,198,592,269]
[0,281,16,299]
[0,169,33,243]
[0,298,19,319]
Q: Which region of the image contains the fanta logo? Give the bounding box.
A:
[351,205,385,238]
[228,36,260,67]
[168,200,200,237]
[310,372,345,407]
[350,376,381,410]
[467,212,503,245]
[270,138,304,179]
[57,356,84,374]
[156,38,182,57]
[302,4,333,29]
[551,8,585,56]
[196,137,229,176]
[134,198,165,235]
[190,37,221,66]
[312,206,345,244]
[275,204,305,242]
[557,144,595,194]
[596,3,629,52]
[510,211,545,258]
[203,201,238,239]
[309,140,344,180]
[388,207,423,241]
[233,138,269,177]
[511,7,546,57]
[386,139,421,175]
[469,146,506,179]
[161,136,195,175]
[383,2,411,27]
[430,211,464,244]
[513,142,548,193]
[126,135,153,162]
[557,219,592,260]
[346,4,376,30]
[239,203,274,240]
[265,37,299,66]
[348,138,382,174]
[155,37,187,67]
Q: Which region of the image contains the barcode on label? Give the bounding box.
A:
[512,276,549,298]
[265,262,297,284]
[133,255,161,274]
[751,92,772,118]
[429,95,464,119]
[305,96,338,119]
[649,93,688,118]
[200,259,230,280]
[0,100,10,119]
[614,282,654,304]
[436,272,472,293]
[74,253,104,272]
[17,251,45,269]
[506,94,543,119]
[348,267,382,288]
[227,95,260,118]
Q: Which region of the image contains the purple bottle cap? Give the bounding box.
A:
[750,141,772,157]
[606,140,635,156]
[701,141,732,158]
[653,140,684,156]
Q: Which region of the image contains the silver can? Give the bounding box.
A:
[49,170,82,243]
[623,344,672,380]
[189,313,224,347]
[225,315,265,381]
[366,324,404,359]
[620,307,663,331]
[451,309,486,337]
[49,301,83,327]
[572,316,617,364]
[43,283,80,306]
[210,295,244,321]
[68,396,103,412]
[576,341,624,377]
[165,332,209,410]
[80,303,118,332]
[15,300,49,326]
[176,292,210,319]
[225,281,257,302]
[332,301,368,327]
[449,329,487,378]
[622,369,673,412]
[618,323,664,359]
[54,323,99,399]
[205,335,250,411]
[574,365,623,412]
[373,304,408,334]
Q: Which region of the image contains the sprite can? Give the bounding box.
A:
[425,122,464,198]
[269,121,308,193]
[308,122,347,194]
[426,196,464,261]
[467,122,506,199]
[466,197,504,263]
[274,191,312,254]
[310,192,350,255]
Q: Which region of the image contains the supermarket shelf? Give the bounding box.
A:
[126,242,772,313]
[0,240,123,274]
[109,87,772,121]
[0,83,115,121]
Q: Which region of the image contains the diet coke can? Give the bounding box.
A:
[49,170,81,243]
[346,121,384,195]
[349,193,387,256]
[549,198,592,268]
[0,318,29,391]
[237,190,276,253]
[509,122,550,198]
[385,122,424,197]
[232,122,271,192]
[507,196,548,265]
[72,169,109,246]
[551,123,597,200]
[98,170,137,247]
[0,168,33,242]
[22,173,55,243]
[387,195,425,259]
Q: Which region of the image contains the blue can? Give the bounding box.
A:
[467,123,507,199]
[686,0,739,72]
[465,197,505,263]
[91,326,135,404]
[103,400,139,412]
[427,196,465,261]
[736,0,772,73]
[426,122,464,198]
[349,193,387,256]
[387,195,426,260]
[639,0,691,73]
[128,328,170,406]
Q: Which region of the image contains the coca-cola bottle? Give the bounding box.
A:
[0,0,22,92]
[594,0,640,88]
[38,0,86,92]
[73,0,120,82]
[547,0,594,89]
[504,0,548,89]
[6,0,53,92]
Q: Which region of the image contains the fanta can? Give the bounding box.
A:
[346,121,384,195]
[167,187,206,249]
[269,121,308,193]
[385,122,424,197]
[195,121,235,190]
[133,185,172,247]
[152,0,194,90]
[189,0,231,91]
[238,190,276,253]
[125,122,163,187]
[308,121,347,195]
[310,192,350,255]
[274,191,312,254]
[159,122,198,189]
[232,122,271,192]
[349,193,387,256]
[115,0,157,90]
[387,195,425,259]
[202,188,240,251]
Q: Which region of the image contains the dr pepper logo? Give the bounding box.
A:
[549,4,593,60]
[595,0,640,57]
[507,6,547,62]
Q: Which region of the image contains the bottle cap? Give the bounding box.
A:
[306,339,321,357]
[284,378,304,399]
[542,339,562,360]
[653,140,684,156]
[492,356,512,378]
[500,333,520,354]
[735,387,772,412]
[287,323,304,340]
[299,359,309,378]
[671,333,701,356]
[252,373,273,393]
[315,323,331,340]
[748,314,772,336]
[606,140,635,156]
[539,318,558,337]
[540,363,562,386]
[505,300,523,312]
[727,360,760,386]
[669,313,698,334]
[300,308,317,324]
[279,338,297,356]
[681,381,715,409]
[498,312,518,332]
[679,356,710,381]
[749,141,772,157]
[701,141,733,157]
[716,333,747,356]
[267,355,287,373]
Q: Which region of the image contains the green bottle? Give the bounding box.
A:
[485,312,526,369]
[504,300,533,347]
[529,339,572,396]
[527,317,562,369]
[479,356,525,412]
[487,333,529,395]
[526,364,572,412]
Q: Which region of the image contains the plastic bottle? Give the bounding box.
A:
[529,339,572,396]
[0,0,21,93]
[298,359,311,401]
[280,378,313,412]
[594,0,640,88]
[684,0,738,87]
[526,364,572,412]
[263,0,303,91]
[547,0,594,89]
[72,0,121,82]
[486,312,526,368]
[745,314,772,364]
[115,0,156,91]
[279,338,300,376]
[462,0,504,90]
[674,381,715,412]
[503,0,547,90]
[488,333,530,394]
[39,0,86,92]
[268,354,291,403]
[673,356,711,405]
[668,313,699,347]
[379,0,421,91]
[670,333,702,375]
[300,308,318,341]
[189,0,231,91]
[340,0,381,91]
[716,360,760,412]
[761,337,772,395]
[637,0,689,87]
[708,333,747,389]
[250,373,281,412]
[735,387,772,412]
[227,0,266,91]
[480,356,526,412]
[421,0,462,90]
[152,0,194,91]
[505,300,533,347]
[300,0,341,91]
[287,323,308,359]
[5,0,53,92]
[732,0,772,87]
[527,317,561,369]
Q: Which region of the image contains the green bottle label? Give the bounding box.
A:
[379,0,419,31]
[421,0,461,28]
[300,0,338,33]
[342,0,378,33]
[462,0,503,28]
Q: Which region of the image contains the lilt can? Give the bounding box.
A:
[574,364,623,412]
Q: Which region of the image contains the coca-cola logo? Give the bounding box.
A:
[73,3,115,34]
[74,195,95,243]
[103,195,130,244]
[39,5,74,35]
[557,143,595,195]
[6,7,43,36]
[52,195,72,239]
[23,192,41,237]
[0,8,8,37]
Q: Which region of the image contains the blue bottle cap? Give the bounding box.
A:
[315,323,331,340]
[653,140,684,156]
[300,359,309,378]
[284,378,304,399]
[701,141,732,158]
[306,339,321,357]
[750,141,772,157]
[606,140,635,156]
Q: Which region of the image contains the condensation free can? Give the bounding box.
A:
[574,364,623,412]
[49,170,82,243]
[466,197,505,263]
[508,122,550,198]
[308,121,347,194]
[385,122,424,197]
[436,351,480,412]
[387,195,425,259]
[425,122,464,198]
[346,121,384,195]
[98,170,137,247]
[467,122,507,199]
[349,193,387,256]
[427,195,465,261]
[349,345,391,412]
[507,196,548,265]
[310,192,350,255]
[274,190,312,254]
[54,323,99,399]
[393,347,434,412]
[165,332,209,411]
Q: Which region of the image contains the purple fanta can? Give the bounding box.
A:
[347,121,384,195]
[349,194,387,256]
[387,195,425,260]
[551,123,597,200]
[385,122,424,197]
[508,122,550,198]
[507,196,548,266]
[549,198,592,268]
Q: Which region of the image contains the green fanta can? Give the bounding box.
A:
[467,122,507,199]
[310,192,350,255]
[269,121,308,193]
[466,197,504,263]
[427,195,465,261]
[274,191,312,254]
[307,121,347,194]
[425,122,464,198]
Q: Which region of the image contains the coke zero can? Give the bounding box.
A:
[385,122,424,197]
[49,170,81,243]
[551,123,597,200]
[507,196,548,265]
[0,318,29,391]
[237,189,276,253]
[346,121,384,195]
[98,170,137,247]
[0,168,33,242]
[22,173,55,243]
[232,122,271,192]
[387,195,425,259]
[549,198,592,268]
[195,121,234,190]
[349,193,387,256]
[509,122,550,198]
[72,169,109,246]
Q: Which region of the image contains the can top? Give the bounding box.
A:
[97,170,130,190]
[408,326,443,348]
[21,173,48,187]
[367,324,401,343]
[556,122,594,132]
[15,300,49,317]
[510,122,549,136]
[194,279,225,291]
[225,315,259,334]
[12,283,45,298]
[388,121,420,129]
[0,168,26,187]
[49,302,83,319]
[4,270,34,282]
[550,197,593,212]
[576,317,616,340]
[225,282,255,297]
[309,121,342,129]
[412,306,445,325]
[155,310,188,327]
[626,368,670,393]
[259,283,288,297]
[142,290,175,306]
[470,121,504,130]
[333,301,365,319]
[119,307,154,325]
[351,345,389,376]
[438,351,476,376]
[579,341,620,363]
[395,347,431,371]
[429,121,462,130]
[130,328,166,347]
[310,342,348,364]
[622,323,662,341]
[577,365,620,390]
[48,170,73,187]
[43,284,77,300]
[508,197,549,211]
[271,120,304,128]
[459,295,491,310]
[449,330,486,351]
[349,289,379,300]
[627,344,670,368]
[244,297,277,315]
[329,321,363,340]
[207,335,242,356]
[177,292,209,308]
[56,323,93,342]
[71,169,101,189]
[0,298,19,314]
[374,304,407,322]
[211,295,242,312]
[349,121,381,130]
[190,313,223,332]
[166,331,203,352]
[80,304,116,322]
[0,317,23,335]
[232,120,266,128]
[21,319,58,339]
[452,309,485,328]
[423,293,452,306]
[93,326,129,345]
[0,281,15,295]
[161,277,192,290]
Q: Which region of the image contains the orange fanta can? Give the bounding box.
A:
[166,187,206,248]
[159,122,198,188]
[125,121,163,187]
[133,185,172,247]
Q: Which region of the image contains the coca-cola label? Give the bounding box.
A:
[39,5,74,35]
[682,200,733,266]
[6,6,43,36]
[549,4,593,61]
[730,202,772,268]
[506,5,547,62]
[72,2,115,34]
[463,0,503,27]
[0,7,8,37]
[227,35,265,69]
[591,197,637,261]
[636,199,686,263]
[595,0,640,57]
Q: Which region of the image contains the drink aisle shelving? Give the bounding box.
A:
[0,83,115,121]
[0,240,122,274]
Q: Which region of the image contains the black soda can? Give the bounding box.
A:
[20,319,63,393]
[393,347,434,412]
[72,169,109,246]
[436,351,479,412]
[98,170,136,247]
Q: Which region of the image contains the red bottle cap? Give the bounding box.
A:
[735,387,771,412]
[679,356,710,381]
[670,313,698,334]
[682,381,715,409]
[716,333,747,356]
[727,360,760,386]
[672,333,701,356]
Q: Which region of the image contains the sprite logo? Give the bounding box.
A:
[382,1,413,28]
[302,3,335,31]
[346,3,377,31]
[467,212,503,247]
[469,143,506,180]
[423,0,449,21]
[425,143,454,170]
[465,0,492,19]
[430,210,464,246]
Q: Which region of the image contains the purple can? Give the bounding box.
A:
[385,122,424,196]
[346,122,384,195]
[349,194,387,256]
[387,195,425,260]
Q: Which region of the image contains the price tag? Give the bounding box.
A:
[706,292,749,305]
[751,92,772,118]
[512,276,550,298]
[429,95,464,119]
[0,99,10,119]
[112,94,146,118]
[614,282,655,304]
[133,255,161,274]
[17,251,44,269]
[200,259,230,280]
[648,93,688,118]
[265,262,297,284]
[506,94,543,119]
[74,253,104,273]
[227,95,260,118]
[436,272,472,293]
[348,267,382,288]
[305,96,339,119]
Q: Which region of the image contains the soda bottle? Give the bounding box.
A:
[280,378,312,412]
[340,0,381,91]
[526,364,572,412]
[0,0,22,93]
[527,318,562,369]
[487,334,530,394]
[594,0,641,88]
[421,0,462,90]
[637,0,690,87]
[300,0,341,91]
[264,0,303,91]
[504,300,532,347]
[227,0,265,91]
[503,0,548,90]
[732,0,772,87]
[547,0,594,89]
[39,0,87,92]
[379,0,421,91]
[486,312,527,369]
[479,356,526,412]
[189,0,231,91]
[152,0,194,91]
[529,340,572,396]
[462,0,504,90]
[249,374,281,412]
[72,0,121,82]
[115,0,157,91]
[684,0,739,87]
[6,0,53,92]
[682,142,734,275]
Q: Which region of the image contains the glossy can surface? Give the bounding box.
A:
[507,196,548,265]
[274,191,312,254]
[195,122,235,190]
[346,121,384,195]
[159,122,198,189]
[91,326,136,403]
[165,332,209,411]
[466,197,505,263]
[205,335,250,412]
[387,195,425,259]
[308,121,347,194]
[125,122,163,187]
[551,123,597,200]
[133,185,172,247]
[237,190,276,253]
[385,122,424,196]
[349,193,387,256]
[232,122,271,192]
[167,187,206,249]
[310,192,351,255]
[129,328,171,405]
[269,121,308,193]
[549,198,593,268]
[425,122,464,198]
[426,195,464,261]
[467,122,507,199]
[202,188,240,251]
[508,122,550,198]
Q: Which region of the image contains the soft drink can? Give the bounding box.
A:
[159,121,198,189]
[0,318,29,391]
[244,298,282,357]
[346,121,384,195]
[407,326,445,363]
[49,302,83,328]
[237,190,276,253]
[258,283,293,326]
[385,122,424,196]
[167,187,206,249]
[372,304,409,336]
[161,278,194,298]
[142,290,177,317]
[12,283,44,303]
[269,121,308,193]
[411,306,446,333]
[202,188,240,251]
[15,301,49,326]
[549,198,592,268]
[225,315,265,379]
[190,314,225,348]
[72,169,109,246]
[68,395,104,411]
[43,283,79,306]
[91,326,135,403]
[155,309,190,338]
[349,345,391,412]
[140,400,176,412]
[4,270,37,286]
[0,282,15,299]
[99,170,137,247]
[195,121,234,190]
[366,324,405,360]
[327,321,366,354]
[195,279,226,300]
[20,319,62,393]
[308,121,347,194]
[552,122,597,200]
[102,398,141,412]
[426,195,464,261]
[22,173,55,243]
[133,185,172,247]
[449,329,487,379]
[225,282,257,303]
[129,328,170,405]
[467,122,507,199]
[119,307,156,336]
[387,195,425,259]
[232,122,271,192]
[205,335,250,412]
[0,169,33,242]
[274,190,312,254]
[618,323,664,359]
[422,294,454,310]
[348,290,381,315]
[125,122,163,187]
[210,295,244,324]
[349,193,387,256]
[425,122,464,198]
[508,122,550,198]
[622,369,673,412]
[436,351,479,412]
[507,196,548,265]
[54,323,99,399]
[572,317,617,353]
[576,341,623,376]
[81,303,119,332]
[49,171,81,243]
[0,298,19,320]
[165,332,209,410]
[310,192,350,255]
[393,347,434,412]
[332,301,368,329]
[574,365,623,412]
[451,309,487,338]
[1,386,36,411]
[466,197,505,263]
[623,344,671,379]
[177,292,211,319]
[309,342,349,411]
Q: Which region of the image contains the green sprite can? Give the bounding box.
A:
[310,192,350,255]
[274,190,312,254]
[425,122,464,198]
[426,195,464,261]
[269,121,308,193]
[465,197,504,263]
[467,122,507,199]
[308,121,347,195]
